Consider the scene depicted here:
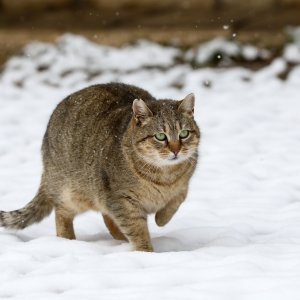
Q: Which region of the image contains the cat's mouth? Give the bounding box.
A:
[168,154,184,162]
[170,156,178,161]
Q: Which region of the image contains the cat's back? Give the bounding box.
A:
[62,83,155,115]
[45,82,155,136]
[42,83,155,167]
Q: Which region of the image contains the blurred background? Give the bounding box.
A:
[1,0,300,66]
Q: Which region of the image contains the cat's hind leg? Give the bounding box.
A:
[102,214,127,241]
[55,207,76,240]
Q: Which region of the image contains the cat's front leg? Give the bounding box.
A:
[108,197,153,252]
[155,190,187,227]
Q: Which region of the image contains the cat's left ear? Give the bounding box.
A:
[178,93,195,117]
[132,99,153,126]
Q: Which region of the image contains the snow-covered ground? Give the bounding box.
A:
[1,34,300,299]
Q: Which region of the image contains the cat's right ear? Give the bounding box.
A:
[132,99,153,126]
[178,93,195,117]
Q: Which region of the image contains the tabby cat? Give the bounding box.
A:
[0,83,200,252]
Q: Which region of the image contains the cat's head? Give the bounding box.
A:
[130,94,200,167]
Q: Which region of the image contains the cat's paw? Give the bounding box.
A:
[134,244,154,252]
[155,211,168,227]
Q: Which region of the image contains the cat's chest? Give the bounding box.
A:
[138,181,186,214]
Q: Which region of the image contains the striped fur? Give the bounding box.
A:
[0,188,53,229]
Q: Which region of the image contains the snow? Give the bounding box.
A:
[185,37,270,65]
[283,26,300,63]
[1,33,300,299]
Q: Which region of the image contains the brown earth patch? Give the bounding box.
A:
[0,4,299,66]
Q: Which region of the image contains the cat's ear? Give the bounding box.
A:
[178,93,195,117]
[132,99,153,126]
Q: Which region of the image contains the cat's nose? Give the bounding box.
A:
[172,149,179,156]
[169,141,180,157]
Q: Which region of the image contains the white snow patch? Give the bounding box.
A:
[2,34,180,89]
[283,44,300,63]
[186,37,270,65]
[283,26,300,63]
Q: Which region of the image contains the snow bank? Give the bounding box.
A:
[1,34,300,299]
[1,34,180,89]
[186,37,270,66]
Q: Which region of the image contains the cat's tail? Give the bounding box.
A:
[0,188,53,229]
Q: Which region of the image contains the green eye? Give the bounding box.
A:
[155,132,167,141]
[179,130,189,139]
